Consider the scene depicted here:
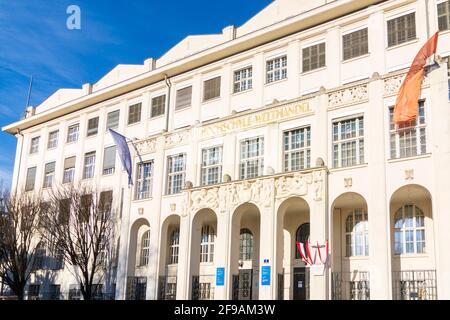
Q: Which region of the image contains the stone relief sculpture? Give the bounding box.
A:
[185,169,325,214]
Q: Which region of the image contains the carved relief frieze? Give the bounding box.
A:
[328,84,368,109]
[184,169,326,217]
[135,138,157,155]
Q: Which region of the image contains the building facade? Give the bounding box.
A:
[3,0,450,300]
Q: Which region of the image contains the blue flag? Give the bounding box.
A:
[109,129,133,186]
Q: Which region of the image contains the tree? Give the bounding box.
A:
[0,188,44,300]
[40,185,115,300]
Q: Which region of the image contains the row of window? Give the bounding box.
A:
[27,4,450,157]
[25,102,427,195]
[27,284,110,300]
[137,203,427,270]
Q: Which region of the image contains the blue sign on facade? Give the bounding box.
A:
[261,266,271,286]
[216,267,225,286]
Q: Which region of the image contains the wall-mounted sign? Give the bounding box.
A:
[216,267,225,286]
[261,266,271,286]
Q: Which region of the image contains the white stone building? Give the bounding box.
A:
[2,0,450,300]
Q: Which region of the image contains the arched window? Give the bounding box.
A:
[295,223,310,259]
[200,225,215,263]
[394,204,425,255]
[168,228,180,265]
[239,228,253,261]
[140,230,151,266]
[345,209,369,257]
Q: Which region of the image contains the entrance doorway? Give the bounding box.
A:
[293,267,309,300]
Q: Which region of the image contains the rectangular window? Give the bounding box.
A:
[67,124,79,143]
[343,28,369,61]
[151,95,166,118]
[25,167,37,191]
[63,156,76,184]
[103,146,116,175]
[302,43,326,72]
[69,285,82,300]
[106,110,120,130]
[233,67,253,93]
[284,127,311,172]
[43,162,55,188]
[240,137,264,179]
[167,154,186,195]
[99,191,113,218]
[49,285,61,300]
[389,101,426,159]
[266,55,287,83]
[203,77,221,102]
[135,161,153,200]
[30,136,40,154]
[387,12,416,47]
[438,0,450,31]
[128,103,142,125]
[201,146,223,186]
[175,86,192,110]
[28,285,40,300]
[47,130,59,149]
[87,117,99,137]
[332,116,365,168]
[83,152,96,179]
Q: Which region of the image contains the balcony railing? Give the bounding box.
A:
[192,275,215,300]
[332,271,370,300]
[158,275,177,300]
[392,270,437,300]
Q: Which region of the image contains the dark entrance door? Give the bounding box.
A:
[293,267,309,300]
[238,269,252,300]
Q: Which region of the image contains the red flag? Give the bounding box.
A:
[393,32,439,125]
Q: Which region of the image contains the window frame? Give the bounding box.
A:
[25,166,37,192]
[437,0,450,31]
[151,94,166,118]
[387,12,417,47]
[239,228,253,261]
[239,137,265,180]
[87,116,99,137]
[200,146,223,186]
[47,130,59,149]
[140,230,151,266]
[283,126,311,172]
[127,103,142,125]
[175,85,193,110]
[29,136,40,154]
[67,123,80,143]
[203,76,221,102]
[166,153,186,195]
[302,42,326,73]
[43,161,56,189]
[394,204,426,255]
[233,66,253,93]
[342,27,369,61]
[200,224,215,263]
[389,101,427,159]
[168,228,180,265]
[266,55,288,84]
[345,209,369,257]
[135,161,154,200]
[82,151,96,180]
[106,110,120,131]
[332,115,365,168]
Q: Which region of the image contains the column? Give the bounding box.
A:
[309,169,329,300]
[429,59,450,299]
[367,74,391,300]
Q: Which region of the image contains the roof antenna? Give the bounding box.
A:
[23,75,33,119]
[26,75,33,107]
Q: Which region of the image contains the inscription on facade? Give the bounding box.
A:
[201,101,312,138]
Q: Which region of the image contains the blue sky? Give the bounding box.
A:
[0,0,272,189]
